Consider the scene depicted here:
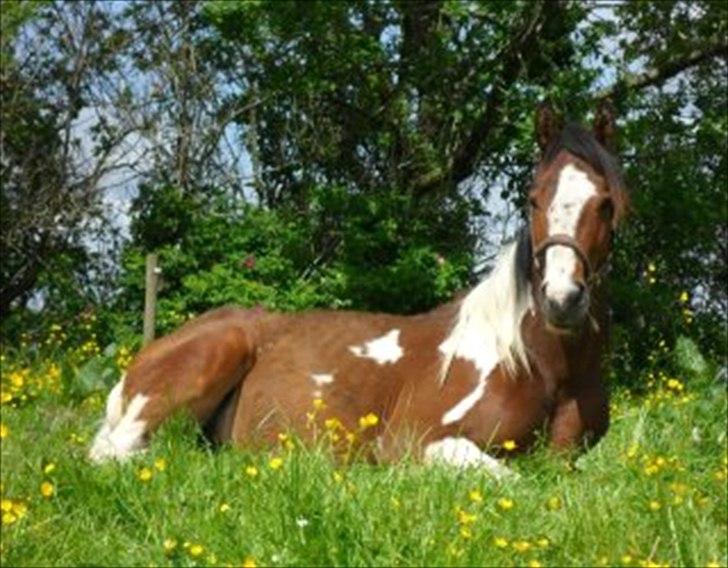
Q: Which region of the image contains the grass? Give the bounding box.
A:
[1,361,726,567]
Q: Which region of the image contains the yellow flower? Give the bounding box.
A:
[546,496,562,511]
[648,500,661,511]
[502,439,517,451]
[40,481,54,498]
[154,458,167,471]
[621,554,633,565]
[679,291,689,303]
[493,537,509,548]
[666,378,684,392]
[269,457,283,470]
[43,462,56,475]
[0,423,8,439]
[312,398,325,410]
[647,262,656,273]
[163,538,177,554]
[390,497,400,509]
[1,500,12,512]
[219,503,231,513]
[537,537,550,548]
[333,471,343,483]
[457,508,477,525]
[358,413,379,429]
[189,544,204,557]
[468,489,483,503]
[459,527,472,539]
[528,560,543,568]
[512,540,531,553]
[137,467,153,482]
[245,466,259,478]
[706,562,721,568]
[242,557,257,568]
[2,511,17,525]
[497,497,514,511]
[324,417,342,430]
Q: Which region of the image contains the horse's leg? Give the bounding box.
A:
[89,315,256,462]
[423,437,516,480]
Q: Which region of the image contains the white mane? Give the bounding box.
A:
[438,239,532,384]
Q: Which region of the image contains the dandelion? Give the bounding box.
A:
[456,508,477,525]
[666,378,684,392]
[468,489,483,503]
[2,511,17,525]
[163,538,177,554]
[137,467,153,482]
[358,413,379,429]
[648,500,661,511]
[245,465,259,478]
[269,457,283,470]
[546,496,562,511]
[43,462,56,475]
[324,417,342,430]
[621,554,633,565]
[40,481,54,498]
[242,557,257,568]
[333,471,343,483]
[1,500,12,513]
[0,423,7,439]
[528,560,543,568]
[459,526,472,539]
[219,503,231,513]
[537,537,550,548]
[154,458,167,471]
[497,497,514,511]
[312,398,325,410]
[493,537,509,548]
[502,439,517,451]
[189,544,204,557]
[512,540,532,553]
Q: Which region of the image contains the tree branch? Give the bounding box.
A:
[596,38,728,102]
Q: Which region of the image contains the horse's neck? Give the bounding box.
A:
[521,287,608,388]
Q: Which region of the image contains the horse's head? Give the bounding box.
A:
[528,101,629,333]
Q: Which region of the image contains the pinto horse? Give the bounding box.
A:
[89,102,628,478]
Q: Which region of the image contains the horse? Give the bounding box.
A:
[89,101,629,479]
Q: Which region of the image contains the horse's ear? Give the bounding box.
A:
[535,101,561,153]
[593,99,617,152]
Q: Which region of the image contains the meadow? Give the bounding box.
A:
[1,328,726,568]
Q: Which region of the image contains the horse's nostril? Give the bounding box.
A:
[565,283,586,309]
[540,282,548,296]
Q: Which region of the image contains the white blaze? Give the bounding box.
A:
[544,164,596,303]
[349,329,403,365]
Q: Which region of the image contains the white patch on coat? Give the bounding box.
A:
[89,391,149,463]
[310,373,334,386]
[543,163,597,303]
[442,379,488,425]
[424,437,514,479]
[349,329,403,365]
[438,240,531,424]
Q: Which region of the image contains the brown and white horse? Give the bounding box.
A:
[89,102,629,478]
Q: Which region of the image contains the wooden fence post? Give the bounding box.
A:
[143,253,160,346]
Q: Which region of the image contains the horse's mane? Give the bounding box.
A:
[542,122,630,224]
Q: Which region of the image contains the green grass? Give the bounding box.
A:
[1,372,726,567]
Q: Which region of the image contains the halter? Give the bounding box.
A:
[532,233,598,286]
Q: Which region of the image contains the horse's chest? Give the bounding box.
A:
[459,370,554,448]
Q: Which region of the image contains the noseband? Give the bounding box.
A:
[532,233,595,285]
